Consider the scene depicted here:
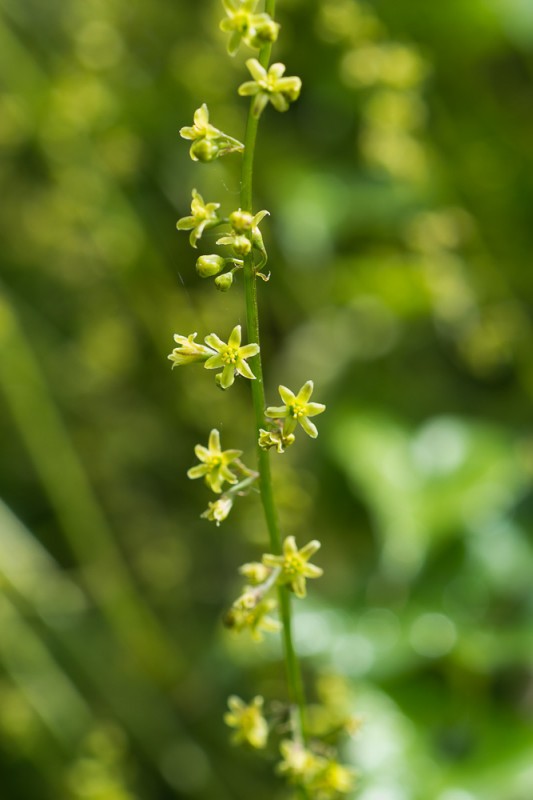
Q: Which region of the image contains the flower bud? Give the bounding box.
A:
[251,18,280,46]
[229,209,254,233]
[214,271,234,291]
[190,138,220,162]
[196,254,225,278]
[232,235,252,256]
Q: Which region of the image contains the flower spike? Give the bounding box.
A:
[204,324,259,389]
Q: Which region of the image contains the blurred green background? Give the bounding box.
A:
[1,0,533,798]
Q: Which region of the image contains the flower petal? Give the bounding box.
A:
[194,104,209,128]
[204,333,226,352]
[269,62,286,79]
[278,385,296,405]
[296,380,314,403]
[265,405,288,418]
[283,536,298,556]
[194,444,209,461]
[204,354,225,370]
[304,402,326,417]
[187,464,208,480]
[208,429,221,452]
[238,81,260,97]
[302,564,323,578]
[219,365,236,389]
[228,325,242,348]
[299,416,318,438]
[251,92,269,118]
[239,343,260,359]
[300,540,321,560]
[236,359,256,381]
[246,58,267,82]
[270,92,290,113]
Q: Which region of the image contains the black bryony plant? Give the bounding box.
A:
[170,2,358,797]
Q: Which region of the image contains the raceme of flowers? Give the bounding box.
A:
[171,1,356,797]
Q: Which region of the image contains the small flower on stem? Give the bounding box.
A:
[196,253,226,278]
[263,536,323,598]
[180,104,244,161]
[258,428,295,454]
[238,59,302,118]
[238,561,271,584]
[176,189,220,248]
[220,0,280,56]
[225,590,280,640]
[277,739,322,784]
[187,428,242,494]
[201,494,234,525]
[204,324,259,389]
[224,695,269,749]
[266,380,326,438]
[168,333,215,367]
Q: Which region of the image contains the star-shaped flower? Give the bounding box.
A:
[167,332,216,368]
[180,104,244,161]
[176,189,220,248]
[262,536,323,598]
[265,380,326,438]
[224,695,269,749]
[204,324,259,389]
[220,0,279,56]
[187,429,242,494]
[238,59,302,118]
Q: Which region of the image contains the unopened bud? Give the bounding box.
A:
[215,271,234,291]
[230,209,254,233]
[196,254,225,278]
[190,138,220,162]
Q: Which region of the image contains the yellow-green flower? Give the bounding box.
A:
[225,590,281,641]
[220,0,279,56]
[238,59,302,118]
[310,759,358,798]
[277,739,323,784]
[187,429,242,494]
[200,494,234,525]
[180,104,244,161]
[204,325,259,389]
[224,695,269,749]
[176,189,220,248]
[238,561,271,584]
[263,536,323,598]
[265,380,326,438]
[258,428,295,453]
[167,332,216,368]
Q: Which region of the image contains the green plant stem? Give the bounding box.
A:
[239,2,307,744]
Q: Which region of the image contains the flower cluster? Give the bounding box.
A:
[168,325,259,389]
[278,739,357,799]
[220,0,280,56]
